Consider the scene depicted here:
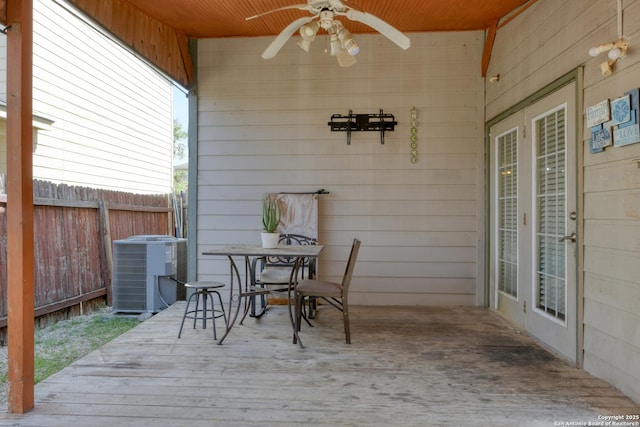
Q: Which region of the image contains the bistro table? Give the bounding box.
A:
[202,244,324,347]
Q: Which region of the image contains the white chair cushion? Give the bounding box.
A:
[259,267,310,283]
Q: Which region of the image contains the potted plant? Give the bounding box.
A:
[261,195,281,248]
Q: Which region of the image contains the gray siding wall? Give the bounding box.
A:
[486,0,640,404]
[196,31,486,306]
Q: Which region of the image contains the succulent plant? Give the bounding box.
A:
[262,196,281,233]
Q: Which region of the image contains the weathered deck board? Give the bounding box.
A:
[0,304,638,426]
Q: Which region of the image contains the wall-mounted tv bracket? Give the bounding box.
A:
[328,109,397,144]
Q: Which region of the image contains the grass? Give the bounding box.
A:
[0,307,140,407]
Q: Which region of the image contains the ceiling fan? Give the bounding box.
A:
[246,0,411,67]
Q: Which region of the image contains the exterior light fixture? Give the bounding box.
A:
[607,38,628,60]
[589,38,628,60]
[588,0,629,76]
[589,37,628,76]
[589,41,616,58]
[599,60,616,77]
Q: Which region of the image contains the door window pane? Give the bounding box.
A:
[535,108,566,320]
[498,129,518,298]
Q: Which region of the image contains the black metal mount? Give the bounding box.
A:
[328,109,397,144]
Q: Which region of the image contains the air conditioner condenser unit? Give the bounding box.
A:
[112,235,186,313]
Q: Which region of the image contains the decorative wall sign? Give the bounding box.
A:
[589,125,611,153]
[613,124,640,147]
[410,107,417,164]
[587,88,640,152]
[586,99,610,127]
[620,88,639,129]
[609,95,631,127]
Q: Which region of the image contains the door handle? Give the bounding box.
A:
[559,232,576,243]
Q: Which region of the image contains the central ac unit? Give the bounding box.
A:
[112,235,187,313]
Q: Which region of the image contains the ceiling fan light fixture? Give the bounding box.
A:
[338,27,359,56]
[319,10,334,30]
[299,20,320,41]
[297,38,313,52]
[343,39,359,56]
[251,0,411,66]
[329,33,343,56]
[336,49,357,67]
[297,20,320,52]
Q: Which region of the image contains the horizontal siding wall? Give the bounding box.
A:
[196,31,485,306]
[0,0,173,194]
[486,0,640,403]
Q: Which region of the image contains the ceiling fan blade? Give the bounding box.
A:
[344,10,410,50]
[246,4,314,21]
[262,16,316,59]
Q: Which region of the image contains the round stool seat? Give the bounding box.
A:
[178,281,227,340]
[184,281,225,290]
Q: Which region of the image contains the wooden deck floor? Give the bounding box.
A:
[0,303,638,426]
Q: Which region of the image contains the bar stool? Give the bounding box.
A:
[178,281,227,339]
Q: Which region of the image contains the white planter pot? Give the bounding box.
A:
[261,232,280,248]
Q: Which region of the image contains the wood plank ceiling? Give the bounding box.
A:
[11,0,532,86]
[120,0,531,37]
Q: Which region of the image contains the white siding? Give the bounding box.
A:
[196,32,486,306]
[486,0,640,403]
[0,0,173,194]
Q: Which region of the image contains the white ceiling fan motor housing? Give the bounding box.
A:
[319,10,335,30]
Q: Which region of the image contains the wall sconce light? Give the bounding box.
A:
[589,37,628,76]
[607,38,628,60]
[589,38,628,60]
[598,59,616,77]
[588,0,629,76]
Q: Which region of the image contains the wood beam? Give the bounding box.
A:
[175,29,193,85]
[6,0,34,414]
[0,1,6,25]
[481,19,498,77]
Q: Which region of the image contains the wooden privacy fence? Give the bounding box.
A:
[0,178,174,331]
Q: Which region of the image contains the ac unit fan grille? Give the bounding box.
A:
[113,243,147,312]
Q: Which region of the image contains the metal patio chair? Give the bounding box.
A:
[293,238,361,344]
[249,233,318,318]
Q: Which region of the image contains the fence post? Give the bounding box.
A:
[99,200,113,305]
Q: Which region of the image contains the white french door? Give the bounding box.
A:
[489,82,578,363]
[490,111,525,327]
